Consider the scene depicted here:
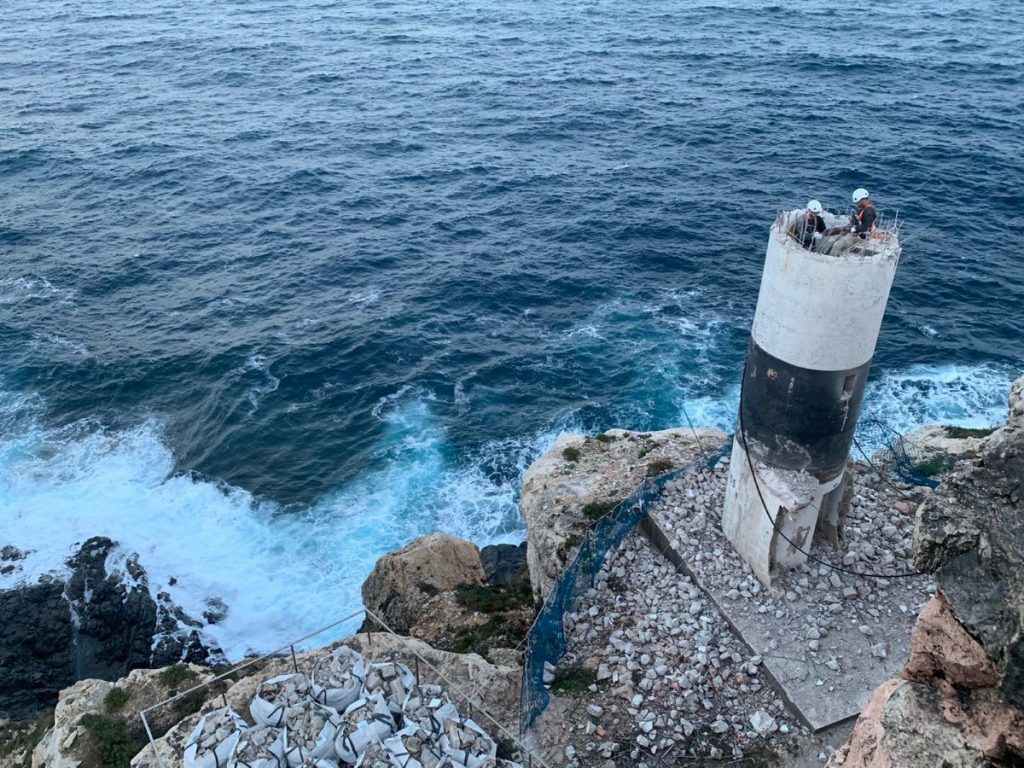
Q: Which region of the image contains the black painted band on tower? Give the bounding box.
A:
[739,340,870,479]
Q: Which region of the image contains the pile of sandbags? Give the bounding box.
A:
[180,645,523,768]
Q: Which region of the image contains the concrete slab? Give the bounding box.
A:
[643,460,935,732]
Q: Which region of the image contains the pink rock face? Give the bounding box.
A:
[827,677,901,768]
[903,593,998,690]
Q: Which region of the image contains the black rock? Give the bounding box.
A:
[0,580,75,720]
[0,537,225,720]
[480,542,528,585]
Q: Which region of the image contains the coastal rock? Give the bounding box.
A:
[30,663,212,768]
[1008,372,1024,428]
[903,593,997,690]
[479,543,528,585]
[913,414,1024,707]
[519,427,727,601]
[361,533,486,633]
[0,538,223,721]
[63,537,158,682]
[0,580,75,722]
[833,375,1024,767]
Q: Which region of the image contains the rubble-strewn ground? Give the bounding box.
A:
[651,457,936,731]
[537,453,938,767]
[548,531,795,765]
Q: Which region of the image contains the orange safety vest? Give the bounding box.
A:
[856,202,876,229]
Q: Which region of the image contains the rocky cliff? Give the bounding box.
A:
[830,372,1024,767]
[0,538,223,723]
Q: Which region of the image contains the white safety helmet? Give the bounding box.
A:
[852,188,870,202]
[807,199,823,214]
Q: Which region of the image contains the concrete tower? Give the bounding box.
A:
[722,210,901,586]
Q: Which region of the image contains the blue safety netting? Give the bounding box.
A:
[518,448,725,733]
[518,423,948,733]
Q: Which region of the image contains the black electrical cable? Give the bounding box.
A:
[736,362,923,580]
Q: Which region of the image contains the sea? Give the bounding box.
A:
[1,0,1022,658]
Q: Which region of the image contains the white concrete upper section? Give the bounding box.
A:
[751,213,901,371]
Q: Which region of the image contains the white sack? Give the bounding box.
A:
[251,673,314,727]
[311,646,367,712]
[229,725,287,768]
[401,685,459,741]
[383,726,449,768]
[438,718,496,768]
[361,661,416,716]
[184,708,248,768]
[283,701,342,767]
[335,694,397,764]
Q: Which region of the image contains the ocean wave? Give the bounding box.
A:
[0,387,545,658]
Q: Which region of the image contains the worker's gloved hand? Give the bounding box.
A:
[812,232,823,242]
[849,227,857,234]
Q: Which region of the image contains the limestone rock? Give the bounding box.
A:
[29,663,213,768]
[1008,372,1024,428]
[904,593,997,690]
[479,543,528,585]
[829,678,1024,768]
[361,534,486,634]
[520,428,727,601]
[913,419,1024,708]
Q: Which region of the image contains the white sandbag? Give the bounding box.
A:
[229,725,287,768]
[401,686,459,741]
[353,740,395,768]
[361,661,416,716]
[438,718,496,768]
[283,701,342,767]
[184,708,248,768]
[384,726,448,768]
[335,694,397,764]
[286,759,337,768]
[310,647,367,712]
[251,673,314,727]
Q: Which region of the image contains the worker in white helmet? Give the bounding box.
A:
[788,199,827,250]
[823,188,879,254]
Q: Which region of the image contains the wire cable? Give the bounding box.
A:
[680,399,711,465]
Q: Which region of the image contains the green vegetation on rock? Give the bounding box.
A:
[913,455,955,478]
[562,446,581,463]
[103,687,130,713]
[0,709,54,767]
[943,425,996,439]
[550,666,597,696]
[456,581,533,613]
[580,500,619,521]
[594,433,614,443]
[78,714,145,768]
[157,663,196,689]
[645,458,675,477]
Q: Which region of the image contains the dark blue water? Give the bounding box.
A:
[2,0,1022,654]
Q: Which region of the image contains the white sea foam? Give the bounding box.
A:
[676,362,1016,452]
[0,361,1014,658]
[0,386,545,659]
